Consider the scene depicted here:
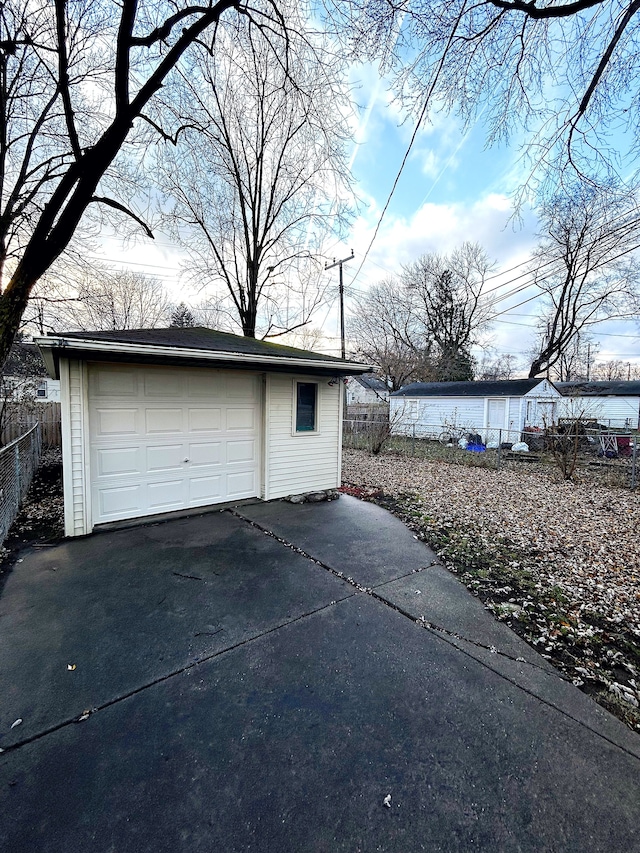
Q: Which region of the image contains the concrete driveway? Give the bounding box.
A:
[0,495,639,852]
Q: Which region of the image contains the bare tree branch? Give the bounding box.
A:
[156,7,353,338]
[0,0,295,365]
[90,196,154,238]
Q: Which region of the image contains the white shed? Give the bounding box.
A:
[346,375,390,405]
[36,328,370,536]
[390,378,562,443]
[556,381,640,429]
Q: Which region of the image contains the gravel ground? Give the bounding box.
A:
[342,447,640,730]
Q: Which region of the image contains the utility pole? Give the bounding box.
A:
[325,251,354,359]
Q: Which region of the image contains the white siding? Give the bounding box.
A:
[391,397,485,437]
[597,397,640,427]
[61,358,89,537]
[508,398,522,432]
[265,374,340,499]
[346,377,388,405]
[559,395,640,428]
[523,381,563,428]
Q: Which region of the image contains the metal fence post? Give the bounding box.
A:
[412,423,416,456]
[632,436,638,490]
[14,443,20,503]
[497,429,502,470]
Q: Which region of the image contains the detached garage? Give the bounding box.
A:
[35,328,370,536]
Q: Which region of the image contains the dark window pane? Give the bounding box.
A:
[296,383,316,432]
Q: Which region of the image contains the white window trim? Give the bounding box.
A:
[291,379,321,436]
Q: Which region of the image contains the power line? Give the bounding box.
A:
[86,254,181,273]
[345,4,473,289]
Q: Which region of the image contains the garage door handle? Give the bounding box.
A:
[184,458,190,462]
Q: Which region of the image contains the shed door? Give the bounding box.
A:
[486,399,506,435]
[88,364,260,524]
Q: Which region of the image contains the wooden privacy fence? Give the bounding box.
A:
[1,402,61,448]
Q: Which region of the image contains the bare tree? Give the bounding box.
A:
[0,0,295,365]
[530,329,598,381]
[41,271,171,331]
[477,353,519,380]
[402,242,494,381]
[279,325,325,352]
[157,7,353,339]
[528,186,640,378]
[191,294,236,333]
[348,277,434,391]
[592,359,640,381]
[329,0,640,194]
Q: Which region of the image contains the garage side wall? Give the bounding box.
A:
[264,374,341,499]
[558,395,640,428]
[60,358,90,537]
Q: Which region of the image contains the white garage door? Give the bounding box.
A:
[88,364,260,524]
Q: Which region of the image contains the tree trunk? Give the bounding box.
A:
[0,268,38,366]
[528,359,543,378]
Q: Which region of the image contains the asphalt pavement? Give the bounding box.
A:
[0,494,638,852]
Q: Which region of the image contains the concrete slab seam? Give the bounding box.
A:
[228,508,559,677]
[229,509,640,763]
[0,594,355,757]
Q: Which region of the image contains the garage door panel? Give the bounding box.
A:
[227,470,256,498]
[227,374,257,399]
[96,446,141,477]
[91,368,137,397]
[146,443,185,473]
[188,475,223,503]
[89,365,260,524]
[227,407,255,431]
[226,439,255,465]
[147,479,186,510]
[188,373,225,397]
[144,371,182,397]
[188,442,222,467]
[98,484,143,518]
[188,408,221,432]
[94,408,139,437]
[145,408,183,434]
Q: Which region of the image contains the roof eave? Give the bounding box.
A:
[34,336,373,379]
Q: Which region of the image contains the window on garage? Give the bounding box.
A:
[295,382,317,432]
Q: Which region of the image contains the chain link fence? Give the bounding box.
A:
[0,424,42,547]
[343,419,640,489]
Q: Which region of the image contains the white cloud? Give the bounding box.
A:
[349,193,539,283]
[336,193,545,363]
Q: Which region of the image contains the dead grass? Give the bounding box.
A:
[342,447,640,731]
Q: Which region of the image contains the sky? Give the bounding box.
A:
[329,60,640,374]
[89,55,640,377]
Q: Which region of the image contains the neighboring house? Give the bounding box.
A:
[2,340,61,402]
[556,381,640,429]
[35,327,371,536]
[390,378,562,441]
[346,375,390,406]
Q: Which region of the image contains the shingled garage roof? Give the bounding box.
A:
[356,375,389,393]
[35,327,372,378]
[391,379,551,398]
[557,380,640,397]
